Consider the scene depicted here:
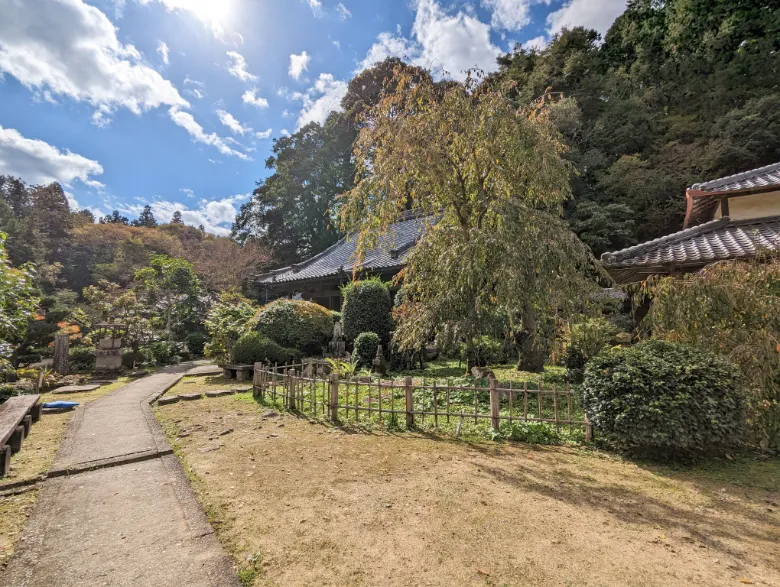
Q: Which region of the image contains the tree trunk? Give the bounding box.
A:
[515,306,545,373]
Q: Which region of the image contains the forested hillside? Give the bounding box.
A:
[234,0,780,260]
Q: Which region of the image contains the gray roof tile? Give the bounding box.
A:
[601,216,780,269]
[257,214,431,285]
[691,161,780,193]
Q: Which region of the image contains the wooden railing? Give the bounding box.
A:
[252,362,591,439]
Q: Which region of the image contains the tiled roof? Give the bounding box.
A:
[257,213,431,285]
[601,215,780,270]
[691,161,780,193]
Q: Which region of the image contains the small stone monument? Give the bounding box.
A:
[329,320,346,357]
[372,345,387,377]
[94,323,127,373]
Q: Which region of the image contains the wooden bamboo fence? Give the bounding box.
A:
[253,361,592,439]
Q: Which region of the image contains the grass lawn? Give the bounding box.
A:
[0,377,130,567]
[155,376,780,587]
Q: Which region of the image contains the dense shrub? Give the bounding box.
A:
[341,278,393,344]
[232,332,301,365]
[330,311,342,324]
[563,316,621,383]
[461,335,506,367]
[253,299,332,355]
[498,421,560,444]
[68,346,96,372]
[184,332,209,356]
[581,340,743,456]
[122,350,145,369]
[142,341,182,365]
[354,332,380,367]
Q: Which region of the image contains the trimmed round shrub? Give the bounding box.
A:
[253,299,332,355]
[581,340,743,455]
[184,332,209,356]
[232,332,301,365]
[68,346,95,372]
[354,332,381,367]
[341,278,393,344]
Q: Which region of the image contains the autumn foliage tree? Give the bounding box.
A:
[341,71,598,371]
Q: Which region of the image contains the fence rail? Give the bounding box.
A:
[252,361,591,440]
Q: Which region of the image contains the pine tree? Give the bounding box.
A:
[131,205,157,228]
[171,210,183,224]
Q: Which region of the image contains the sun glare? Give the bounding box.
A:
[167,0,237,32]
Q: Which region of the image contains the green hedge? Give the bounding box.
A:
[184,332,209,356]
[354,332,380,367]
[68,346,95,372]
[253,299,332,355]
[232,332,301,365]
[341,278,393,344]
[580,340,743,456]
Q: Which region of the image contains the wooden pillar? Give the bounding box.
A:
[53,334,70,375]
[405,376,414,429]
[489,378,500,431]
[329,373,340,423]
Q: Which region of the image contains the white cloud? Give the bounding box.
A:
[280,129,291,137]
[358,0,501,81]
[522,35,548,51]
[304,0,323,17]
[121,194,248,235]
[481,0,551,31]
[180,187,195,198]
[288,51,311,81]
[183,76,205,99]
[0,125,104,187]
[216,109,252,135]
[242,88,269,109]
[168,107,250,160]
[255,129,273,139]
[0,0,188,121]
[336,3,351,20]
[157,40,170,64]
[547,0,627,35]
[332,40,341,50]
[226,51,257,83]
[293,73,348,130]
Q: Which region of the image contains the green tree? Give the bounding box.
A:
[232,115,355,265]
[203,290,256,362]
[101,210,129,225]
[171,211,184,224]
[644,257,780,450]
[134,255,203,340]
[0,233,39,369]
[132,205,158,228]
[341,72,599,372]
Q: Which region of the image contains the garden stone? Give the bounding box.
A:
[52,384,101,394]
[157,396,180,406]
[206,389,235,398]
[471,366,496,380]
[180,393,202,401]
[263,410,279,418]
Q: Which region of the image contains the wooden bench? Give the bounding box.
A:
[0,394,42,477]
[222,364,254,382]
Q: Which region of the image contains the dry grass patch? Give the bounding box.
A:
[155,387,780,587]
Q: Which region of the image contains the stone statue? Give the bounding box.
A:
[372,345,387,377]
[329,321,346,357]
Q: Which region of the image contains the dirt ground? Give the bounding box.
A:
[0,377,129,567]
[155,379,780,587]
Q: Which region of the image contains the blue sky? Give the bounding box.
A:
[0,0,626,235]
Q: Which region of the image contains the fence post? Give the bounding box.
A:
[489,378,500,432]
[585,414,593,442]
[288,370,297,411]
[253,362,262,398]
[404,376,414,429]
[329,373,340,423]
